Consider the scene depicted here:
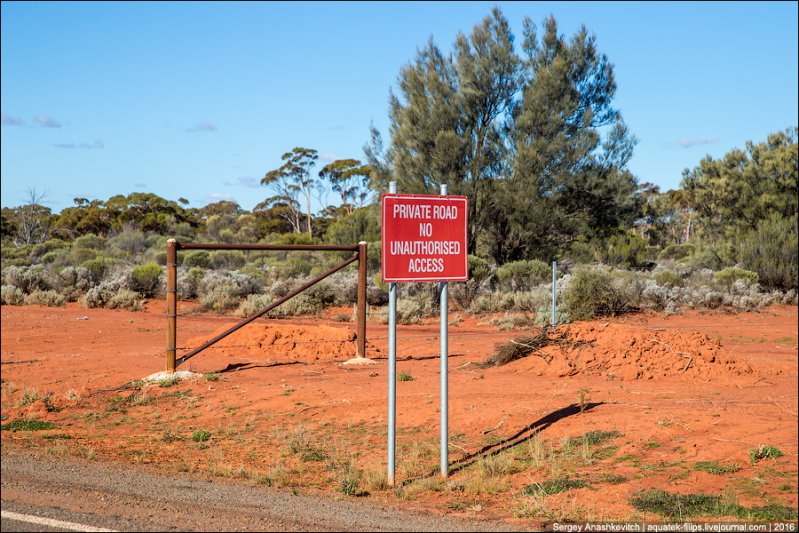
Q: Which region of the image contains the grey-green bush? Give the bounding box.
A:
[2,265,50,293]
[129,262,162,297]
[738,214,798,291]
[209,250,246,270]
[496,259,550,291]
[183,250,211,268]
[24,290,66,307]
[1,285,25,305]
[714,267,759,292]
[108,289,144,311]
[51,266,95,301]
[562,265,628,320]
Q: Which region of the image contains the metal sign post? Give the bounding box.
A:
[439,183,449,478]
[387,182,397,486]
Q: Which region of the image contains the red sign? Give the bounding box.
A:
[381,194,468,282]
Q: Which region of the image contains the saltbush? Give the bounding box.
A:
[51,266,95,301]
[73,234,107,250]
[108,289,144,311]
[1,285,25,305]
[129,262,162,297]
[714,267,759,292]
[183,250,211,268]
[496,259,550,291]
[209,250,246,270]
[657,243,695,262]
[235,294,274,317]
[80,257,116,281]
[654,270,684,288]
[199,283,241,312]
[562,265,628,320]
[2,265,50,293]
[24,290,66,307]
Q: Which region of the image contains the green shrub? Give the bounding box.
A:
[74,234,107,250]
[69,247,98,265]
[30,239,68,260]
[562,265,628,320]
[130,262,162,297]
[657,243,695,262]
[192,429,211,442]
[209,250,246,270]
[235,294,273,317]
[451,255,493,308]
[3,265,49,293]
[654,270,684,288]
[184,267,205,299]
[714,267,759,291]
[23,290,66,307]
[738,214,798,291]
[40,249,67,265]
[1,418,58,431]
[749,445,783,463]
[183,250,211,268]
[200,284,241,312]
[602,231,649,268]
[80,257,116,280]
[395,291,436,324]
[108,289,144,311]
[1,285,25,305]
[496,259,550,291]
[271,282,339,317]
[51,266,94,301]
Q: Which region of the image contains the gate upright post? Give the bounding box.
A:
[357,241,367,359]
[166,239,177,373]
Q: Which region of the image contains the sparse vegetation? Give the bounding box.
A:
[749,445,784,463]
[192,429,211,442]
[1,418,57,431]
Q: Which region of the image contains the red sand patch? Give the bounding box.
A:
[184,322,382,363]
[513,322,752,380]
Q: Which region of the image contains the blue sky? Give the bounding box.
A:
[2,1,797,214]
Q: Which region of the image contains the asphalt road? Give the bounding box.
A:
[1,452,528,532]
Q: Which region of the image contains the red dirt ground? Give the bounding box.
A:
[2,301,797,525]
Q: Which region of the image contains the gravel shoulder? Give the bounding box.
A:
[1,450,530,532]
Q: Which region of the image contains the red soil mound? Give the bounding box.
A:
[515,322,753,380]
[183,322,379,364]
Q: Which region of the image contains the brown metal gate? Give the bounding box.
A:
[165,239,367,372]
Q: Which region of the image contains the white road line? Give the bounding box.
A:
[1,510,118,532]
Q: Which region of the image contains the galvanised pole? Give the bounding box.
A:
[388,181,397,486]
[439,183,449,478]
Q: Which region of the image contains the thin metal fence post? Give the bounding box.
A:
[439,183,449,478]
[388,181,397,486]
[551,261,557,328]
[357,241,367,359]
[166,239,177,373]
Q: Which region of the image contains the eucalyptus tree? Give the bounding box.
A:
[262,147,319,237]
[318,159,372,216]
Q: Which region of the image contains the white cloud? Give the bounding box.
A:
[675,137,719,148]
[54,140,104,149]
[206,192,234,201]
[33,115,62,128]
[319,152,340,163]
[1,113,24,126]
[187,121,218,132]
